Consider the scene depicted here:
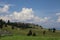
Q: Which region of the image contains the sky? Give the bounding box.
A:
[0,0,60,29]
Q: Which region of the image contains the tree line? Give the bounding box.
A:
[0,19,42,29]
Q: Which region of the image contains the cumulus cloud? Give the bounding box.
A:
[57,17,60,22]
[12,8,34,21]
[0,5,9,13]
[0,8,49,23]
[57,16,60,22]
[56,13,60,22]
[56,13,60,16]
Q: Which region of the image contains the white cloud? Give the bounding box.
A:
[33,16,49,23]
[0,5,9,13]
[0,8,49,23]
[56,13,60,22]
[0,15,11,21]
[57,16,60,22]
[56,13,60,16]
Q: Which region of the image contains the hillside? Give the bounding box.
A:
[0,19,60,40]
[0,19,43,35]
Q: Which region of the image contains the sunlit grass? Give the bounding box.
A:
[0,35,60,40]
[0,25,60,40]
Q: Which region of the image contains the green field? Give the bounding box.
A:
[0,35,60,40]
[0,25,60,40]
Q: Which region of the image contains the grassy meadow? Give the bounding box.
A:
[0,25,60,40]
[0,35,60,40]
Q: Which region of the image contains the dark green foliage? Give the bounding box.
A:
[7,20,10,25]
[52,28,56,33]
[48,28,52,32]
[27,30,32,36]
[0,25,3,29]
[0,19,43,30]
[0,19,5,29]
[40,26,43,29]
[48,28,51,31]
[5,24,7,27]
[32,32,36,36]
[12,26,14,29]
[43,31,46,35]
[17,23,32,29]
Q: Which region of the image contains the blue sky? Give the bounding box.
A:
[0,0,60,29]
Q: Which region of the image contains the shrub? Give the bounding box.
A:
[27,30,32,36]
[32,32,36,36]
[43,31,46,35]
[52,28,56,33]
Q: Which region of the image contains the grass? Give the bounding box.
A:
[0,35,60,40]
[0,25,60,40]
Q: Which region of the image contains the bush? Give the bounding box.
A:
[32,32,36,36]
[12,26,14,29]
[52,28,56,33]
[48,28,52,32]
[43,31,46,35]
[27,30,32,36]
